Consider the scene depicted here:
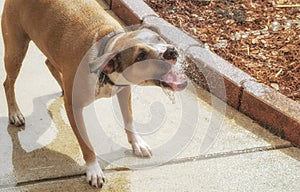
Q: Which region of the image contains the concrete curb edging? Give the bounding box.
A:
[104,0,300,147]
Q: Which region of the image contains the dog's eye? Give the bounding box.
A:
[135,50,148,62]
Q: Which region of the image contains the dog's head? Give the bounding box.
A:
[89,27,188,92]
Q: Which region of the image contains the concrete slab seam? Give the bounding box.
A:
[164,143,293,167]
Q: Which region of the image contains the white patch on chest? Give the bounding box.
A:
[88,73,114,99]
[93,78,124,99]
[95,83,115,98]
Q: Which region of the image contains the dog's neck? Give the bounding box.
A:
[96,30,130,88]
[98,72,129,88]
[97,30,125,57]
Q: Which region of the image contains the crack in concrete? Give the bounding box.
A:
[164,144,293,166]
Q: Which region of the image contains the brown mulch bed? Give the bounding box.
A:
[144,0,300,102]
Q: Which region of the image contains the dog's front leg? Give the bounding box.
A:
[64,100,104,188]
[117,86,152,157]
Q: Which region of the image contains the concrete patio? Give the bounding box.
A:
[0,1,299,191]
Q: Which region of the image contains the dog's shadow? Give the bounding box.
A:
[0,93,85,185]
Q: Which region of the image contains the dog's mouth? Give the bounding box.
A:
[160,59,188,92]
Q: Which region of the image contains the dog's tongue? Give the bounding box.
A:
[161,61,188,104]
[161,62,188,92]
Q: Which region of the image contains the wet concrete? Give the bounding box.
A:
[0,0,299,191]
[1,173,130,192]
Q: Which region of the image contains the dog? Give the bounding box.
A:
[2,0,187,188]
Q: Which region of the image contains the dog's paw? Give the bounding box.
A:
[9,112,25,127]
[127,133,152,158]
[86,161,105,188]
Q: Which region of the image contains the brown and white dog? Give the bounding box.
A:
[2,0,187,188]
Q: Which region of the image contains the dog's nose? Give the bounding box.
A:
[162,46,179,60]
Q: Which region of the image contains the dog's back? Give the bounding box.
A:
[2,0,122,65]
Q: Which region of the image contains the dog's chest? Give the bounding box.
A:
[94,72,129,98]
[95,81,125,99]
[95,83,114,98]
[88,73,114,99]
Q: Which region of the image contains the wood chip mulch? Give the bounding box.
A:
[144,0,300,102]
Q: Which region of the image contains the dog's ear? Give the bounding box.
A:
[89,52,120,74]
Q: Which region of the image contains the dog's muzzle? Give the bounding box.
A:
[160,47,188,92]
